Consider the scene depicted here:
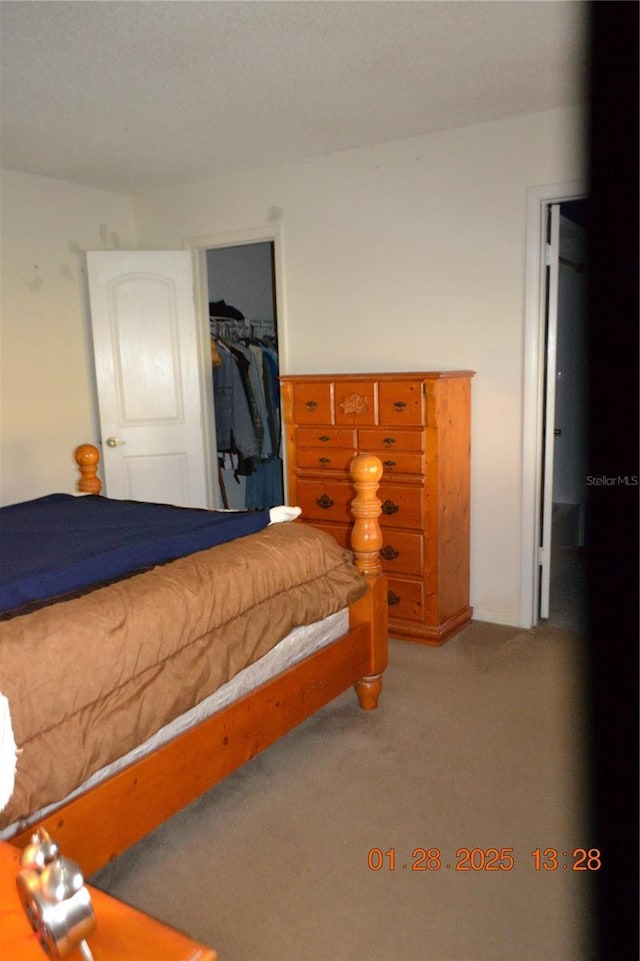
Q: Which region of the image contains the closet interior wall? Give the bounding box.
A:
[206,243,282,511]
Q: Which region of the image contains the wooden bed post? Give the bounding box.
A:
[75,444,102,494]
[349,454,388,710]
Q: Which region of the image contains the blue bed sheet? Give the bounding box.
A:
[0,494,269,614]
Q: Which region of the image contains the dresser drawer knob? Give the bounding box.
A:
[383,437,396,447]
[316,494,334,509]
[381,499,400,515]
[393,401,407,410]
[306,400,318,410]
[387,590,401,606]
[318,435,331,442]
[380,545,399,561]
[319,457,331,465]
[383,459,396,469]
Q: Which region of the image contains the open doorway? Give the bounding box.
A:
[540,200,588,631]
[521,182,589,630]
[206,242,283,510]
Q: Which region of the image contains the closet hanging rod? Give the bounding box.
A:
[210,317,276,341]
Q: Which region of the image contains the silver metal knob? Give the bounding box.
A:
[105,437,125,448]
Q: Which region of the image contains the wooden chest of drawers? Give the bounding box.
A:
[280,372,473,645]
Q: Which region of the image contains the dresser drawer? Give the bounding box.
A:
[296,447,355,471]
[380,530,423,576]
[292,383,333,423]
[358,428,424,452]
[334,381,376,426]
[376,451,423,475]
[386,577,424,623]
[296,427,356,448]
[297,478,352,523]
[378,483,424,529]
[378,381,424,425]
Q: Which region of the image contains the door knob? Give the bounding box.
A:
[105,437,125,448]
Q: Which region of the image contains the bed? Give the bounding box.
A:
[0,444,387,874]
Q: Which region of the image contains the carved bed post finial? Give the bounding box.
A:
[350,453,383,577]
[74,444,102,495]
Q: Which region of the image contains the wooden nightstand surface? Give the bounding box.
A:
[0,841,216,961]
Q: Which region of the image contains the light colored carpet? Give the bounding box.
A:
[92,622,595,961]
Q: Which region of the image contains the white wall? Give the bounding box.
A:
[133,107,586,625]
[0,169,137,503]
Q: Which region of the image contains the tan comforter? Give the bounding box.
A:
[0,523,366,829]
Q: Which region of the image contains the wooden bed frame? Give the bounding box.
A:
[8,444,388,875]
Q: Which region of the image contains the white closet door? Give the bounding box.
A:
[87,251,208,507]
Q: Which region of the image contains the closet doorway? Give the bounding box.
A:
[205,241,283,510]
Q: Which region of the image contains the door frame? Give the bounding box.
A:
[184,224,286,507]
[520,181,586,628]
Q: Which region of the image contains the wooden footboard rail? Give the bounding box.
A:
[9,448,388,874]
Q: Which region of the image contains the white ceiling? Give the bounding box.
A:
[0,0,588,195]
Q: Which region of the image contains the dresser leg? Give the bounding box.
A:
[354,674,383,710]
